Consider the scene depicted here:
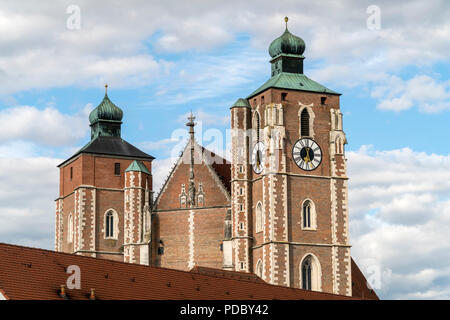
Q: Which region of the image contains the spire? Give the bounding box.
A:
[186,111,196,140]
[186,112,196,207]
[105,83,108,95]
[284,16,288,30]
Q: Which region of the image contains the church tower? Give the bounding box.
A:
[55,86,154,263]
[230,18,351,296]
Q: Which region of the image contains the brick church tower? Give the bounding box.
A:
[230,17,351,296]
[55,86,154,263]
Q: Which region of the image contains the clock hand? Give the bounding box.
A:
[304,147,311,162]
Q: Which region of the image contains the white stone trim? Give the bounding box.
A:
[256,259,263,278]
[188,210,195,269]
[68,212,74,243]
[0,290,8,300]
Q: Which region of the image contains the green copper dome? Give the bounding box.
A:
[268,26,305,58]
[89,93,123,125]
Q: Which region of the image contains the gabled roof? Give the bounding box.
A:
[154,139,231,207]
[351,258,379,300]
[59,136,154,167]
[0,242,358,300]
[247,72,340,99]
[125,160,151,174]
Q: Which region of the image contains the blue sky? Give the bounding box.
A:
[1,0,450,299]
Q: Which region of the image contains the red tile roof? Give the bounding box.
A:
[351,259,379,300]
[0,243,361,300]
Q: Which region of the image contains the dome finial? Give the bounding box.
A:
[105,83,108,95]
[284,16,288,29]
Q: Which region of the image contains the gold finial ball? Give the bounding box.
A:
[105,83,108,93]
[284,16,288,23]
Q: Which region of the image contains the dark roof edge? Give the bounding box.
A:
[58,151,155,168]
[247,85,342,100]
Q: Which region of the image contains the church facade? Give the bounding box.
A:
[55,20,356,296]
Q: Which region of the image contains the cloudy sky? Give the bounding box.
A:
[0,0,449,299]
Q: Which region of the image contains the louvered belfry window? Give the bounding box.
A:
[301,109,310,136]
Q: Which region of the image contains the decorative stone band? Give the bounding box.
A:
[252,241,352,250]
[154,205,230,213]
[231,172,349,184]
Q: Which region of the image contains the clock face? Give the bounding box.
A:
[292,138,322,171]
[252,142,266,174]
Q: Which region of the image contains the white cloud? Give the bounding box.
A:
[348,146,450,299]
[0,0,449,96]
[152,156,179,194]
[0,104,91,146]
[0,157,60,250]
[373,75,450,113]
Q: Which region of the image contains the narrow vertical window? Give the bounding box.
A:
[281,92,287,101]
[303,201,311,228]
[301,108,310,137]
[106,211,114,238]
[256,202,263,233]
[302,258,312,290]
[70,167,73,180]
[114,163,120,176]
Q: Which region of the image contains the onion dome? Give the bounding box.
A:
[89,84,123,125]
[268,17,305,58]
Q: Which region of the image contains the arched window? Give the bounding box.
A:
[106,211,114,238]
[301,199,316,230]
[105,209,119,240]
[256,202,263,233]
[300,254,322,291]
[256,259,263,278]
[300,108,310,137]
[68,213,73,243]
